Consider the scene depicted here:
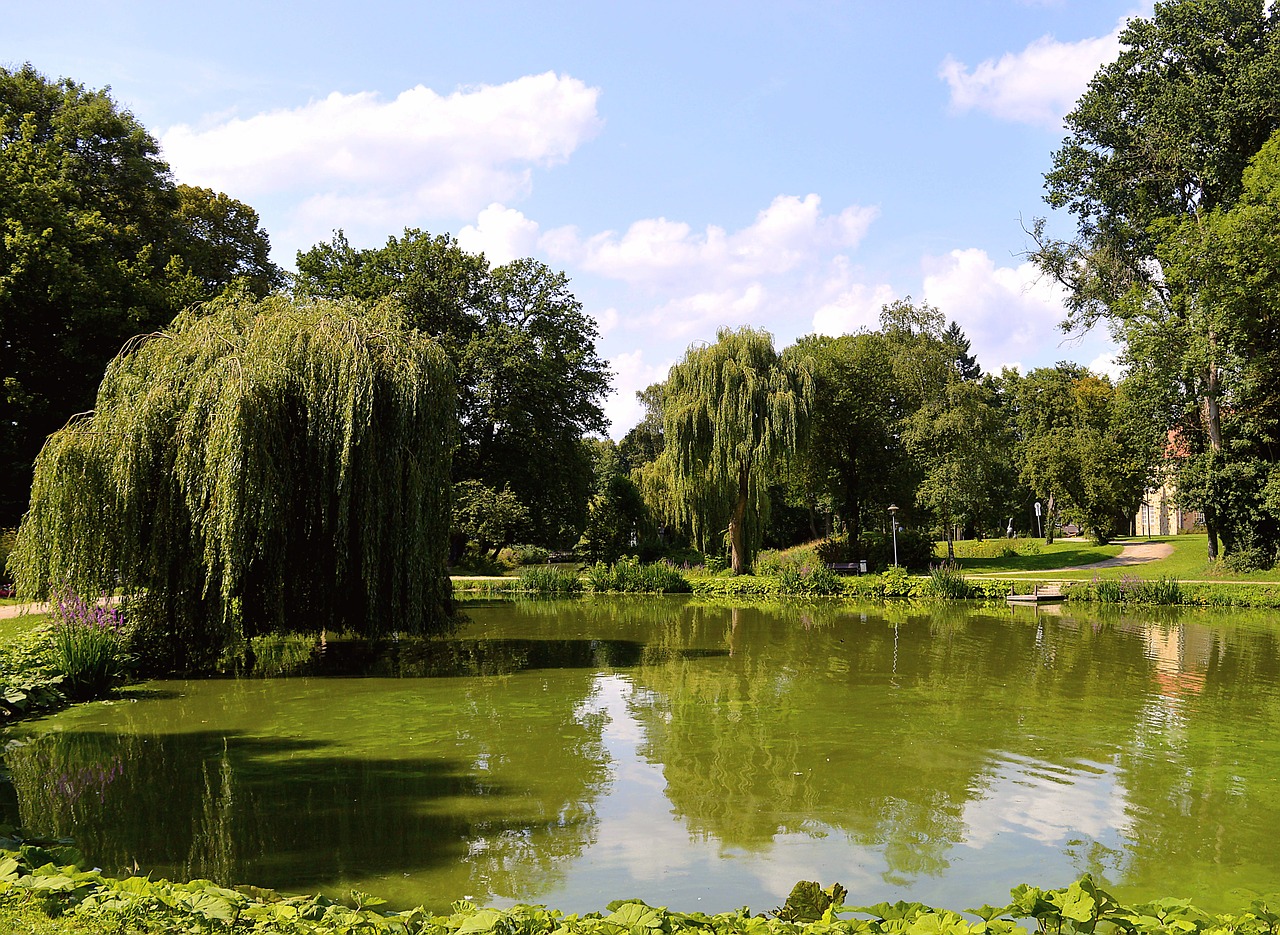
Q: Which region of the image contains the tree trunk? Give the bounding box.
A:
[946,520,955,562]
[729,468,750,574]
[1203,337,1225,560]
[1044,493,1056,544]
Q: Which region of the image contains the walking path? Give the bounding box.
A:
[971,539,1175,577]
[0,601,48,620]
[1061,540,1174,570]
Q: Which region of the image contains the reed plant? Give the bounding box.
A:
[584,557,692,593]
[517,565,583,595]
[925,562,970,599]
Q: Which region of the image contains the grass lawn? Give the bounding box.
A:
[952,534,1280,583]
[944,539,1123,575]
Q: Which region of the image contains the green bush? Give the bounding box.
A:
[690,574,779,596]
[777,563,843,595]
[944,538,1043,560]
[452,547,506,576]
[502,544,551,567]
[517,565,583,594]
[584,557,692,593]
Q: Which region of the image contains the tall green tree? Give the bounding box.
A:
[784,332,906,545]
[1010,365,1160,544]
[902,370,1009,559]
[1030,0,1280,558]
[174,185,282,299]
[11,294,456,672]
[655,327,813,574]
[295,232,609,546]
[1154,128,1280,562]
[0,65,280,525]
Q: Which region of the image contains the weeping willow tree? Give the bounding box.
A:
[11,293,456,671]
[655,327,813,574]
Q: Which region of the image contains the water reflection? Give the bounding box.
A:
[5,597,1280,912]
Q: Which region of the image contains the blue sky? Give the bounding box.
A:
[4,1,1145,434]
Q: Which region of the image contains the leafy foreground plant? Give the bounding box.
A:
[4,844,1280,935]
[48,588,127,701]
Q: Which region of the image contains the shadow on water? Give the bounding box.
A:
[0,727,593,900]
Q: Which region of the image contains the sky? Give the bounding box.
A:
[3,0,1147,435]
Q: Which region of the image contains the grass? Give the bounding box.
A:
[946,539,1123,574]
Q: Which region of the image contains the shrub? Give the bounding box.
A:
[879,565,919,598]
[517,565,582,594]
[453,547,506,576]
[1223,544,1275,573]
[48,587,127,700]
[504,544,550,567]
[777,563,842,595]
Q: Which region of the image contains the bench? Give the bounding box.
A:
[826,562,867,575]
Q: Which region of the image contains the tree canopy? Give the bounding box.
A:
[10,294,456,671]
[1031,0,1280,559]
[295,232,610,547]
[654,327,813,574]
[0,64,280,525]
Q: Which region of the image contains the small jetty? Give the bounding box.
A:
[1006,584,1065,604]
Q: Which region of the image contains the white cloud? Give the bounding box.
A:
[1089,350,1124,381]
[547,195,878,291]
[812,281,897,336]
[457,203,541,265]
[605,350,672,436]
[161,73,602,250]
[920,247,1074,369]
[939,15,1132,127]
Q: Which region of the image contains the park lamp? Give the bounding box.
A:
[888,504,899,568]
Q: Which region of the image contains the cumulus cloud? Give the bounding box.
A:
[546,194,878,290]
[457,203,541,265]
[812,281,897,336]
[920,247,1074,369]
[160,72,602,250]
[604,349,673,440]
[939,15,1132,127]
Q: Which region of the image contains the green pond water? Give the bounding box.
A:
[5,596,1280,915]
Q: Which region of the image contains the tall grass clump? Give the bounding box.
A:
[585,557,692,593]
[517,565,583,595]
[925,562,969,599]
[1082,574,1182,605]
[49,587,127,700]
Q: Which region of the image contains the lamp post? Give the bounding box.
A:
[888,504,899,568]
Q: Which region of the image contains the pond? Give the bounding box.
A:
[5,596,1280,915]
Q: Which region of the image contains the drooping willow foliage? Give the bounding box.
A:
[656,327,813,574]
[11,294,456,671]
